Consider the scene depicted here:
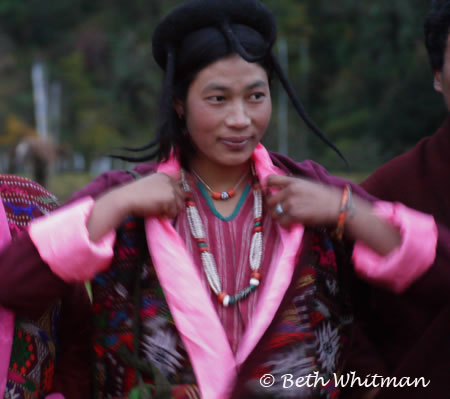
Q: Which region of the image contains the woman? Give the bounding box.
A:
[1,1,436,398]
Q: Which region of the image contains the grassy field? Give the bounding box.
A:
[47,170,369,204]
[332,171,369,184]
[47,172,94,203]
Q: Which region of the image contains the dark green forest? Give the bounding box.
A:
[0,0,447,176]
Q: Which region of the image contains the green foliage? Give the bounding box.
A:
[0,0,445,173]
[0,0,84,46]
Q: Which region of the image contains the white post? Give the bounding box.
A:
[49,81,62,143]
[277,38,288,155]
[31,61,49,139]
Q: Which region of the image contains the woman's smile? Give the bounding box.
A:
[179,54,272,174]
[219,136,252,150]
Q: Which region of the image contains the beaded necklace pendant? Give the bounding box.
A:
[181,167,263,307]
[211,189,235,200]
[192,169,248,201]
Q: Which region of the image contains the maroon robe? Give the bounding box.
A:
[0,154,369,398]
[1,153,446,398]
[344,117,450,398]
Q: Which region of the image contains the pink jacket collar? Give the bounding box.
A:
[145,144,304,398]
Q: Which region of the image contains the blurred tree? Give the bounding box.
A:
[302,0,442,169]
[0,114,36,146]
[0,0,444,173]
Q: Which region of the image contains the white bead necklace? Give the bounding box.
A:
[181,166,263,307]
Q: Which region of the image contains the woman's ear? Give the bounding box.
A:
[433,70,443,94]
[173,99,185,119]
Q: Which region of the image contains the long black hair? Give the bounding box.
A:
[425,0,450,71]
[117,0,346,166]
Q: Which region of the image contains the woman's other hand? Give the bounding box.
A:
[265,174,401,256]
[265,174,341,228]
[87,173,184,241]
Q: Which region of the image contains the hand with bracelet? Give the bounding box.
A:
[265,174,401,257]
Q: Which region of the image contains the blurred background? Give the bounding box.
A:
[0,0,446,201]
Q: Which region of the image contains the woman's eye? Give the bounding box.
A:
[250,92,265,101]
[208,95,226,102]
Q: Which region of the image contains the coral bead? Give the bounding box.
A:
[218,292,227,304]
[212,192,222,200]
[250,271,262,280]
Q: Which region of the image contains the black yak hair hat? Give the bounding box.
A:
[153,0,277,68]
[118,0,345,165]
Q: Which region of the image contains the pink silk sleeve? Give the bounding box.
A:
[28,197,116,282]
[352,201,437,293]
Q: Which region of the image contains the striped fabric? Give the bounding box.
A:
[175,179,279,353]
[0,174,58,235]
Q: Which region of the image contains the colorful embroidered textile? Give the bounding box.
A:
[0,174,61,399]
[6,303,62,399]
[91,217,199,398]
[0,175,58,240]
[231,228,353,398]
[91,214,352,398]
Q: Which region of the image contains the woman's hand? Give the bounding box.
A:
[265,174,401,256]
[116,173,185,219]
[87,173,185,241]
[265,174,341,228]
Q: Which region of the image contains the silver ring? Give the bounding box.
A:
[275,203,284,215]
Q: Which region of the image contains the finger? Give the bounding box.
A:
[270,201,288,220]
[175,192,185,212]
[165,201,179,219]
[166,183,183,213]
[173,182,184,199]
[265,174,295,188]
[269,202,294,228]
[277,213,293,228]
[265,189,286,208]
[171,178,184,196]
[171,202,181,218]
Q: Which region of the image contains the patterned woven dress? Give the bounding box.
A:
[0,174,60,399]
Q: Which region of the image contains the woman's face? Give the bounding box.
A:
[177,54,272,171]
